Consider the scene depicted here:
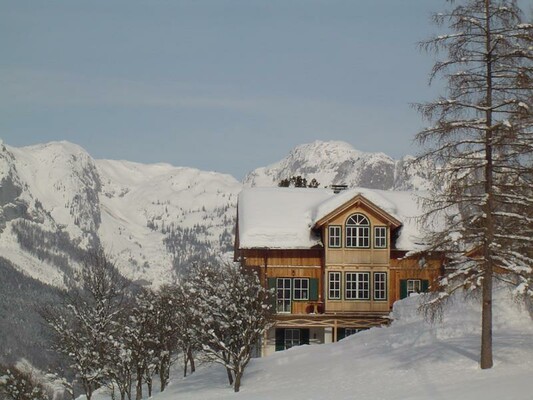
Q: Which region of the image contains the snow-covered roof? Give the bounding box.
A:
[237,187,429,251]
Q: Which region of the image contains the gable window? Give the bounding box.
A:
[374,226,387,248]
[328,271,341,299]
[345,214,370,248]
[373,272,387,301]
[276,278,292,313]
[328,226,342,248]
[345,272,370,300]
[293,278,309,300]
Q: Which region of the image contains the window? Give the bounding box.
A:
[374,226,387,248]
[276,278,292,313]
[407,279,421,296]
[373,272,387,301]
[346,214,370,248]
[293,278,309,300]
[345,328,366,337]
[328,226,341,247]
[345,272,370,300]
[328,272,341,299]
[284,329,301,349]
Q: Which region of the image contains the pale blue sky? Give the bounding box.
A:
[1,0,449,178]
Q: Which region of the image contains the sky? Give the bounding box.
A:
[1,0,451,179]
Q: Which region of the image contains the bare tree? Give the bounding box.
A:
[415,0,533,369]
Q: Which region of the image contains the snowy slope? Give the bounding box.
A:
[0,141,241,287]
[243,140,432,190]
[142,286,533,400]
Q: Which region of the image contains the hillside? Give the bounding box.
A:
[138,287,533,400]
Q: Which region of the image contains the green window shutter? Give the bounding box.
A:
[400,280,407,299]
[309,278,319,301]
[301,329,310,345]
[268,278,277,310]
[421,280,430,293]
[275,329,285,351]
[337,328,346,341]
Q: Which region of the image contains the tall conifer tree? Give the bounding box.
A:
[415,0,532,369]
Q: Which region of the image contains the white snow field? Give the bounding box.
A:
[140,286,533,400]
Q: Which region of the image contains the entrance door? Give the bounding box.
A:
[276,278,292,313]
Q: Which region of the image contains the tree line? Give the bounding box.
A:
[1,250,273,400]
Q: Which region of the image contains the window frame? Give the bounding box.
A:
[374,226,387,249]
[345,214,371,248]
[284,328,301,349]
[328,271,341,300]
[373,272,387,301]
[407,279,421,297]
[293,278,309,301]
[276,278,292,313]
[345,272,370,300]
[328,225,342,248]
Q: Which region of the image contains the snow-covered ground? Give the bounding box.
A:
[135,286,533,400]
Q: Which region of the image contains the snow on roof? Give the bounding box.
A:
[237,187,429,251]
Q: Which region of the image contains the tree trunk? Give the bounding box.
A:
[183,351,188,377]
[187,348,195,373]
[146,375,152,398]
[135,367,143,400]
[159,358,168,392]
[234,369,243,393]
[226,367,234,386]
[481,0,494,370]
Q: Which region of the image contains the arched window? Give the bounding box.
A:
[345,214,370,248]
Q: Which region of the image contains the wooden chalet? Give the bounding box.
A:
[234,187,444,356]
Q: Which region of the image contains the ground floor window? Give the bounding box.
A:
[407,279,421,296]
[337,327,368,341]
[275,328,310,351]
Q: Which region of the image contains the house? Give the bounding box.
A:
[234,186,444,356]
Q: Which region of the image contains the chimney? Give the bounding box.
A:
[331,184,348,194]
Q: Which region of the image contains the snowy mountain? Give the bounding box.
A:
[243,140,432,190]
[0,139,431,289]
[0,140,241,288]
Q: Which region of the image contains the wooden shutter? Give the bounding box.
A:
[421,280,429,293]
[400,280,407,299]
[301,328,310,345]
[309,278,319,301]
[268,278,277,311]
[275,328,285,351]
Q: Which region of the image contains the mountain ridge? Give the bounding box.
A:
[0,139,430,288]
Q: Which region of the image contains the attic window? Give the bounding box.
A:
[345,214,370,248]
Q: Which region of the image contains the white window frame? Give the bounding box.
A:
[374,226,387,248]
[346,214,370,248]
[407,279,421,296]
[276,278,292,313]
[345,272,370,300]
[328,225,342,248]
[293,278,309,300]
[284,328,301,349]
[373,272,387,301]
[328,271,341,300]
